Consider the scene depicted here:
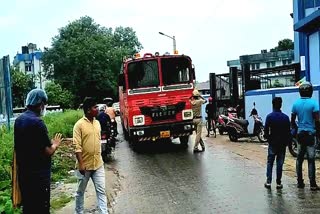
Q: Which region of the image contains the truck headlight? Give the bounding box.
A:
[182,109,193,120]
[133,115,145,126]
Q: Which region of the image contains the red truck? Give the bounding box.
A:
[118,52,196,147]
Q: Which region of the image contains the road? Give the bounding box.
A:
[54,123,320,214]
[109,129,320,214]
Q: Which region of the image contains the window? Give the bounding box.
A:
[256,63,260,69]
[25,62,32,72]
[271,61,276,67]
[127,60,159,89]
[251,64,256,70]
[305,0,315,8]
[266,62,271,68]
[161,57,191,85]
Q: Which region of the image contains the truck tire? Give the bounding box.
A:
[122,123,129,141]
[179,136,189,148]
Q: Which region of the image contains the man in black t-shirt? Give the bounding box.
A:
[205,97,215,137]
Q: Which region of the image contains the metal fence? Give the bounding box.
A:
[0,55,13,129]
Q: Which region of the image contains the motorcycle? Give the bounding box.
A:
[288,129,320,158]
[97,110,116,163]
[216,105,239,135]
[226,103,267,143]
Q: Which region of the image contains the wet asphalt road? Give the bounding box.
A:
[111,131,320,213]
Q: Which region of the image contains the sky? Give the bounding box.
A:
[0,0,294,82]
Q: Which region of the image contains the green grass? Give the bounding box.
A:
[50,194,73,210]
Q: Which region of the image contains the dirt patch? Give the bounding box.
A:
[52,163,122,214]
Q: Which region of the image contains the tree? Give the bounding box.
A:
[270,39,294,52]
[272,79,284,88]
[10,67,34,107]
[42,16,142,106]
[45,82,74,109]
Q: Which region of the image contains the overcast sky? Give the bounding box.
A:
[0,0,294,82]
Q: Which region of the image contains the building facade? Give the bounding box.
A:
[293,0,320,84]
[227,50,295,88]
[13,43,46,89]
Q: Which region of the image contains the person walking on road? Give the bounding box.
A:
[291,81,320,191]
[73,97,108,213]
[14,89,62,214]
[190,89,207,153]
[205,97,216,137]
[264,97,290,189]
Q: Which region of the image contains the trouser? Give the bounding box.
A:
[18,169,51,214]
[194,118,204,149]
[266,146,286,184]
[207,117,212,134]
[296,143,316,185]
[75,165,108,214]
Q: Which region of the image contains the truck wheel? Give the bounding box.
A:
[179,136,189,148]
[122,123,129,141]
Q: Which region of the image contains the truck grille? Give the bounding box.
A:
[140,102,185,121]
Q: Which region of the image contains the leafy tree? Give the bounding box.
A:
[270,39,294,52]
[272,79,284,88]
[45,82,74,109]
[10,67,34,107]
[42,16,142,106]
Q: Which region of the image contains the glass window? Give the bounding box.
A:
[271,61,276,67]
[266,62,271,68]
[305,0,315,8]
[161,57,191,85]
[127,60,159,89]
[256,63,260,69]
[251,64,256,70]
[316,0,320,7]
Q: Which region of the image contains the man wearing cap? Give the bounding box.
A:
[190,89,207,152]
[14,89,62,214]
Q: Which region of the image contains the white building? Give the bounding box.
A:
[13,43,48,89]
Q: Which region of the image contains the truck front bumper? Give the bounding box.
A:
[129,121,194,142]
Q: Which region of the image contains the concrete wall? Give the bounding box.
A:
[245,86,320,132]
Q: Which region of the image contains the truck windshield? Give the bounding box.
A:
[127,60,159,89]
[161,57,191,85]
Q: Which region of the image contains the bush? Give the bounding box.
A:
[0,110,83,213]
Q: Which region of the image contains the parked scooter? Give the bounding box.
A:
[216,105,239,135]
[226,103,267,142]
[288,128,320,158]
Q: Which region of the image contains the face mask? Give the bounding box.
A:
[40,106,47,116]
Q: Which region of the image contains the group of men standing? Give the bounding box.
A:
[190,81,320,191]
[264,81,320,190]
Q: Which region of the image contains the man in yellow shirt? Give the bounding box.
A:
[73,97,108,214]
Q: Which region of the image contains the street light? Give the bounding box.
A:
[159,32,177,54]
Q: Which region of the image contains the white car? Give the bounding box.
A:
[112,102,120,116]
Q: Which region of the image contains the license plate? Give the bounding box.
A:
[100,140,107,144]
[160,130,170,138]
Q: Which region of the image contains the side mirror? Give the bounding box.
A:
[192,64,196,80]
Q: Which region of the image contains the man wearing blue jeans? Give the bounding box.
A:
[73,97,108,213]
[291,81,320,191]
[264,97,291,189]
